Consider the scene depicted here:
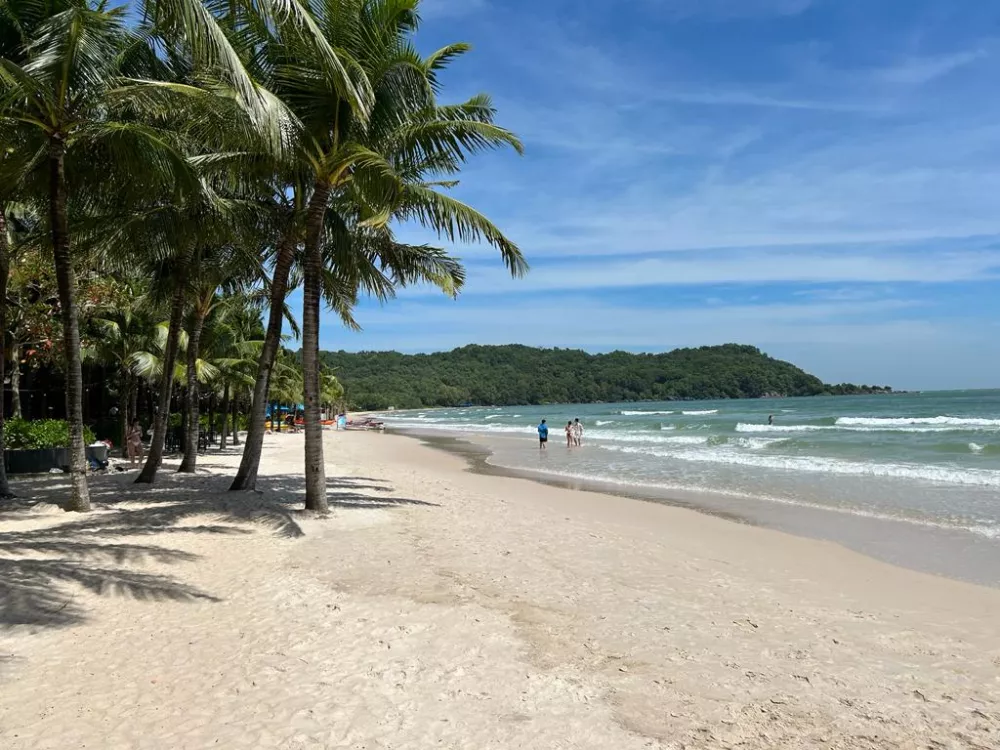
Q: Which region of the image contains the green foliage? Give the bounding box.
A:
[5,419,96,450]
[320,344,893,410]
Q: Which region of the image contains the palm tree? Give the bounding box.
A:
[0,198,15,497]
[320,367,343,417]
[0,5,129,510]
[229,0,525,511]
[176,249,259,473]
[85,298,158,458]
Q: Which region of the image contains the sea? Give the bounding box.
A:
[378,390,1000,586]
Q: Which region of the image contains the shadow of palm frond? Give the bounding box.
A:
[9,470,306,539]
[0,557,218,628]
[0,471,301,631]
[252,474,440,511]
[0,464,429,630]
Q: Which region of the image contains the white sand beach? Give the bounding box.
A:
[2,430,999,749]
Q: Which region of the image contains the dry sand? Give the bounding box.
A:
[1,430,999,749]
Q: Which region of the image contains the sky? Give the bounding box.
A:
[316,0,1000,390]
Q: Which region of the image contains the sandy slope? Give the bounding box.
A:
[1,430,998,749]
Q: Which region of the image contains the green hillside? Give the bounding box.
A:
[319,344,891,410]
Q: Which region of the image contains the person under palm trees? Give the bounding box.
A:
[127,420,144,468]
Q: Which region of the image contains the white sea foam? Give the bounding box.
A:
[969,524,1000,539]
[596,439,1000,487]
[487,456,1000,541]
[682,409,718,415]
[731,437,785,450]
[836,416,1000,428]
[595,420,615,426]
[620,410,674,416]
[667,448,1000,488]
[589,430,689,445]
[484,415,503,420]
[736,423,830,433]
[969,442,985,454]
[603,438,708,452]
[736,423,965,434]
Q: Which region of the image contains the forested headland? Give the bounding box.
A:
[319,344,893,410]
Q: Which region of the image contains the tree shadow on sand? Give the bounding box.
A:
[0,470,296,630]
[255,473,440,510]
[0,466,437,630]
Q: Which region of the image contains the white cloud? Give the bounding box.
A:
[877,49,988,85]
[648,0,814,21]
[447,250,1000,294]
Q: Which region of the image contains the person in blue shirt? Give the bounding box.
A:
[537,419,549,450]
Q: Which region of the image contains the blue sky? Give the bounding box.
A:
[316,0,1000,390]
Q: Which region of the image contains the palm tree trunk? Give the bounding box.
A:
[136,247,191,484]
[0,204,13,498]
[207,391,215,446]
[130,380,139,432]
[9,345,20,419]
[302,183,330,513]
[231,396,240,445]
[229,234,295,490]
[220,383,230,449]
[48,140,90,511]
[178,308,207,473]
[119,374,129,459]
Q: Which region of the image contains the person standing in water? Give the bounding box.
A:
[572,418,584,447]
[565,421,574,447]
[768,414,774,425]
[538,419,549,450]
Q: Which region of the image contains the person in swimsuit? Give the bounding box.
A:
[127,419,144,467]
[572,418,584,447]
[538,419,549,450]
[565,421,574,447]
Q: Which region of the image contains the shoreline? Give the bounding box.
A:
[395,427,1000,589]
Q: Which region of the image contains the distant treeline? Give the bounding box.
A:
[318,344,892,410]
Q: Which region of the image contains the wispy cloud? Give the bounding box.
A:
[646,0,814,21]
[877,49,988,85]
[445,250,1000,295]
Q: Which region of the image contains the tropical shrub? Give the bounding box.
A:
[5,419,96,450]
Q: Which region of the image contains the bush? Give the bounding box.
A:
[4,418,96,450]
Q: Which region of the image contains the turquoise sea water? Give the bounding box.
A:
[380,391,1000,546]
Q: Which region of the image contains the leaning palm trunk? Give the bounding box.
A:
[302,185,330,513]
[229,236,296,490]
[48,141,90,511]
[136,249,191,484]
[178,310,207,473]
[0,204,12,498]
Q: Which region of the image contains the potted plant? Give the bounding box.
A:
[4,419,97,474]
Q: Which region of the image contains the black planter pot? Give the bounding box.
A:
[4,448,70,474]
